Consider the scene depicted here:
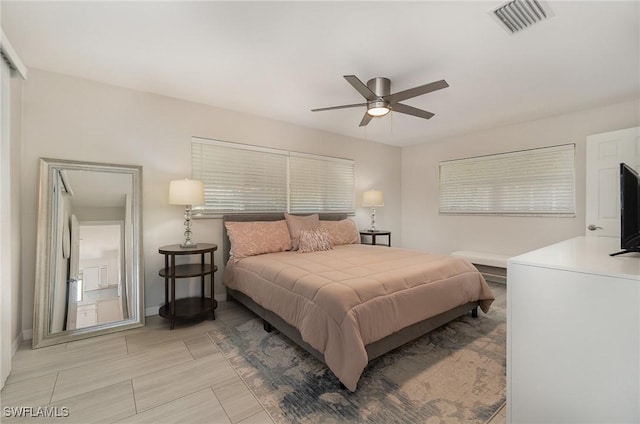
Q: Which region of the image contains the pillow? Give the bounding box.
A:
[284,213,320,251]
[298,228,333,253]
[319,219,361,246]
[224,220,291,259]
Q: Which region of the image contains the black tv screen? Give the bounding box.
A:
[618,163,640,255]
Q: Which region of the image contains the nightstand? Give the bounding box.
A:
[158,243,218,329]
[359,230,391,247]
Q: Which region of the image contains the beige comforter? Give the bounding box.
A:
[224,244,494,391]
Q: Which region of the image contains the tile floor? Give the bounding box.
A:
[2,301,506,423]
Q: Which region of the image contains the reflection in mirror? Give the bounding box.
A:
[33,158,144,348]
[74,222,125,330]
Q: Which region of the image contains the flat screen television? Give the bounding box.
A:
[611,163,640,256]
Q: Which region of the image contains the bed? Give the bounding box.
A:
[222,213,495,391]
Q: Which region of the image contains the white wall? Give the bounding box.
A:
[401,99,640,257]
[20,69,402,333]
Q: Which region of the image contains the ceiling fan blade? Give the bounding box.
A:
[344,75,378,101]
[391,103,435,120]
[311,102,367,112]
[384,79,449,104]
[359,113,373,127]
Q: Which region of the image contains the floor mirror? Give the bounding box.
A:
[33,158,144,348]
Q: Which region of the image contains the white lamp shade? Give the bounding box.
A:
[169,179,205,205]
[362,190,384,207]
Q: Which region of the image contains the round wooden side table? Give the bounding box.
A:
[158,243,218,329]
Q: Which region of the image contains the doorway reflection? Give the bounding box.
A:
[72,223,126,329]
[48,168,134,335]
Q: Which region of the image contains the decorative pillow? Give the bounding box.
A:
[284,213,320,251]
[298,228,333,253]
[224,220,291,259]
[319,219,361,246]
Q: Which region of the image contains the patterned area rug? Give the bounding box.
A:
[209,282,506,424]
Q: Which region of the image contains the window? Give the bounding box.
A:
[439,144,575,216]
[191,137,355,216]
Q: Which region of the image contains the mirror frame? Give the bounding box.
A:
[33,158,144,348]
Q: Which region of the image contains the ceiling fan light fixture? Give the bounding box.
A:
[367,106,390,117]
[367,99,390,117]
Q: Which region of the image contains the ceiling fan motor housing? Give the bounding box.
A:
[367,77,391,97]
[366,77,391,115]
[368,99,389,110]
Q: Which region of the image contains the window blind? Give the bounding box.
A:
[191,138,355,215]
[192,140,288,214]
[289,153,355,213]
[439,144,575,216]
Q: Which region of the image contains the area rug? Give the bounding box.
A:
[209,283,506,424]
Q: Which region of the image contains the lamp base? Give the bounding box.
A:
[180,240,197,249]
[369,207,377,232]
[180,205,197,248]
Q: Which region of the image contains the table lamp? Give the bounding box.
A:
[362,190,384,232]
[169,178,205,248]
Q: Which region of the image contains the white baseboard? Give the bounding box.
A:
[22,329,32,341]
[19,328,32,345]
[12,332,23,356]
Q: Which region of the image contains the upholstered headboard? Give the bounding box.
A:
[222,213,347,264]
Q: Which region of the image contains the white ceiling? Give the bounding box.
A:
[64,169,132,208]
[2,1,639,147]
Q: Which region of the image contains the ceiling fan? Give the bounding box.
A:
[311,75,449,127]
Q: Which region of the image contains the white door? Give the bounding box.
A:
[586,127,640,237]
[0,47,11,390]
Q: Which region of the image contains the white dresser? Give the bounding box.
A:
[507,236,640,423]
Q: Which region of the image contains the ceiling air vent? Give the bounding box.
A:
[489,0,552,34]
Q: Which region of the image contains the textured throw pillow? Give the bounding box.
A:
[298,227,334,253]
[284,213,320,251]
[224,220,292,259]
[319,219,361,246]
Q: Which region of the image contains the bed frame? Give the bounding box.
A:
[222,213,480,384]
